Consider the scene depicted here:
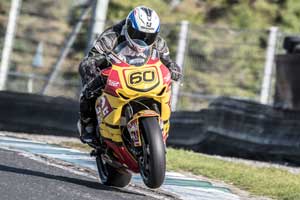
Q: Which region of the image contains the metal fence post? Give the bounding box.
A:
[28,74,33,93]
[32,41,44,68]
[86,0,109,54]
[0,0,22,90]
[171,20,189,111]
[260,26,278,104]
[42,5,91,95]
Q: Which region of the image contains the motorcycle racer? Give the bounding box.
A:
[78,5,182,143]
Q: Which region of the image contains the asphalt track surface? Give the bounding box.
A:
[0,135,245,200]
[0,148,158,200]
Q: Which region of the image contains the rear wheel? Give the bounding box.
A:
[96,155,131,187]
[139,117,166,188]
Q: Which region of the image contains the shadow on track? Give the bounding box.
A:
[0,164,144,196]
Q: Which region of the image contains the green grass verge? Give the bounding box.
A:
[59,142,300,200]
[167,148,300,200]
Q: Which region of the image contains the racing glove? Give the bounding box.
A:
[82,75,106,99]
[167,62,182,81]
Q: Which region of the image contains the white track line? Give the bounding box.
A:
[0,135,240,200]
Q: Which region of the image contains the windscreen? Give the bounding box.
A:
[113,40,151,66]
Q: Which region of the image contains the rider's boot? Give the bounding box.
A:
[77,117,96,144]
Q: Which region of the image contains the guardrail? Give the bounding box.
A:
[168,97,300,165]
[0,91,78,135]
[1,91,300,165]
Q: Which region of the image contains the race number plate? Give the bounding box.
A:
[124,66,159,92]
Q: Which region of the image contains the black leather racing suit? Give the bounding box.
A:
[78,20,181,123]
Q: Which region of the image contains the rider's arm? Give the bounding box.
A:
[78,51,107,99]
[80,19,124,80]
[79,30,120,98]
[155,36,182,81]
[79,48,108,84]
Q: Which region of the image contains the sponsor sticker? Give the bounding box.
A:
[107,79,120,87]
[99,96,113,118]
[127,119,141,146]
[163,72,171,83]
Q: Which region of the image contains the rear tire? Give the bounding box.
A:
[139,117,166,189]
[96,155,131,187]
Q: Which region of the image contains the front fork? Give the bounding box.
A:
[126,109,164,148]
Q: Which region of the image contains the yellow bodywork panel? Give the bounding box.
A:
[95,61,171,143]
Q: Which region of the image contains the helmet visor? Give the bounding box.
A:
[127,24,158,46]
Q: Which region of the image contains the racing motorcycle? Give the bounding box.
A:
[89,40,172,189]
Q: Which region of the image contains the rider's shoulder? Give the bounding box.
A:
[98,19,125,41]
[112,19,126,33]
[99,31,119,43]
[93,20,126,53]
[94,31,119,53]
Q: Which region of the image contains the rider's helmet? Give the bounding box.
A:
[125,6,160,52]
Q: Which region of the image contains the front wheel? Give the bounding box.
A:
[139,117,166,189]
[96,155,131,187]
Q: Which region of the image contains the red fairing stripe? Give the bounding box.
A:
[101,67,112,77]
[114,60,130,68]
[105,140,139,173]
[147,57,160,65]
[160,64,171,85]
[104,69,122,97]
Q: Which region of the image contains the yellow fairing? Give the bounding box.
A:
[96,61,171,143]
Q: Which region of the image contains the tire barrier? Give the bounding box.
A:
[274,36,300,110]
[274,54,300,110]
[168,97,300,165]
[1,91,300,164]
[0,91,78,136]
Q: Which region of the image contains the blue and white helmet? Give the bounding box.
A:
[125,6,160,51]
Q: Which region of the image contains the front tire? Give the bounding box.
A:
[96,155,131,187]
[139,117,166,189]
